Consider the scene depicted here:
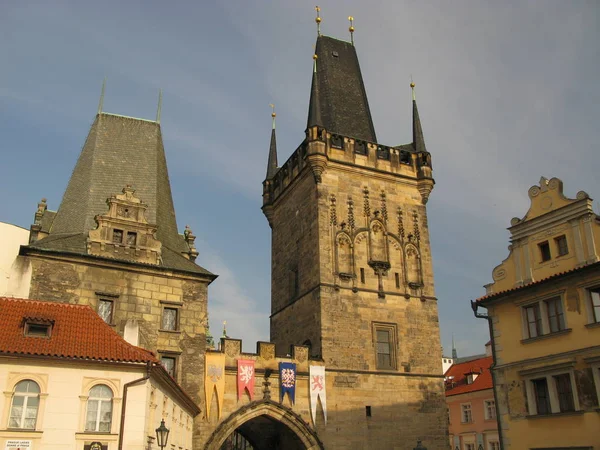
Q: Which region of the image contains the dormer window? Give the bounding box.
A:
[112,229,123,243]
[24,320,53,338]
[466,373,479,385]
[126,231,137,246]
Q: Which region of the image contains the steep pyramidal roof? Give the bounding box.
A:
[266,127,278,179]
[412,99,427,154]
[28,112,213,276]
[307,35,377,143]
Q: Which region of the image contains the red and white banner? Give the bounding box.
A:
[237,359,256,400]
[309,365,327,425]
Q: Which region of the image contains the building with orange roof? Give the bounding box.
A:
[0,297,200,450]
[445,344,499,450]
[472,177,600,449]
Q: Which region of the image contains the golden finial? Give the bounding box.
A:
[270,103,276,129]
[315,6,322,36]
[410,76,416,101]
[348,16,355,45]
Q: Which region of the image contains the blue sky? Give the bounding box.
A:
[1,1,599,357]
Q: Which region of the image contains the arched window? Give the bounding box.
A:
[85,384,113,432]
[9,380,40,429]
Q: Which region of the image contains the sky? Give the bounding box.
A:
[1,1,599,357]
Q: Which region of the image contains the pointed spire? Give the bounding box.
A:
[452,334,458,360]
[97,77,106,114]
[348,16,355,45]
[411,81,427,153]
[156,89,163,123]
[222,320,228,338]
[307,52,323,129]
[266,104,278,180]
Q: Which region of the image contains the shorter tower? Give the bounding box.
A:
[262,19,447,449]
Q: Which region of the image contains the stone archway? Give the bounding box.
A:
[204,400,324,450]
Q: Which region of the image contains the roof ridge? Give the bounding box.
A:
[99,112,159,124]
[0,297,90,308]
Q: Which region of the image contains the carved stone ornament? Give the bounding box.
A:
[295,346,308,363]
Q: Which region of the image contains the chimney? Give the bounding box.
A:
[123,319,139,346]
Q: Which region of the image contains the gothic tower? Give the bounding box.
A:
[262,34,447,448]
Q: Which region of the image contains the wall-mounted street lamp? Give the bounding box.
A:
[155,419,170,449]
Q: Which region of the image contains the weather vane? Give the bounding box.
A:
[315,6,322,36]
[348,16,355,45]
[270,103,276,129]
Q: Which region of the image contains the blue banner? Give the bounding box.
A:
[279,362,297,404]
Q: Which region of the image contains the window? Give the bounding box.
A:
[554,373,575,412]
[126,231,137,246]
[85,384,113,432]
[98,299,113,324]
[360,268,365,284]
[373,323,397,370]
[24,322,52,338]
[489,443,500,450]
[365,406,372,417]
[531,378,550,414]
[539,241,551,262]
[461,403,472,423]
[464,444,475,450]
[590,289,600,323]
[555,235,568,256]
[545,297,565,333]
[395,272,400,288]
[484,399,496,420]
[525,303,542,338]
[162,308,178,331]
[161,355,177,377]
[112,229,123,243]
[525,369,579,415]
[9,380,40,429]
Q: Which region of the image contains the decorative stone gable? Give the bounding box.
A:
[87,185,162,264]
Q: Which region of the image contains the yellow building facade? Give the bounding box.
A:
[473,177,600,449]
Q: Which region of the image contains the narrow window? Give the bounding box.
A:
[555,235,568,256]
[545,297,565,333]
[539,241,551,262]
[126,231,137,246]
[489,443,500,450]
[161,356,177,377]
[460,403,472,423]
[365,406,371,417]
[98,299,113,324]
[360,268,365,284]
[464,444,475,450]
[590,289,600,323]
[394,272,400,288]
[376,330,391,369]
[85,385,113,432]
[484,400,496,420]
[554,373,575,412]
[524,304,542,338]
[112,229,123,244]
[531,378,550,414]
[162,308,178,331]
[9,380,40,429]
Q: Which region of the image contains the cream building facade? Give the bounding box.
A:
[0,222,31,298]
[473,177,600,449]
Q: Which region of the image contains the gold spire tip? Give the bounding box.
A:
[315,6,322,35]
[348,16,354,32]
[410,82,415,88]
[313,54,318,60]
[269,103,276,118]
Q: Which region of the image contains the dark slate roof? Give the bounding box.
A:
[27,113,214,277]
[307,36,377,143]
[412,100,427,153]
[40,210,56,233]
[265,128,278,180]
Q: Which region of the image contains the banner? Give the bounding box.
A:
[205,352,226,420]
[309,365,327,425]
[279,362,296,404]
[237,359,256,400]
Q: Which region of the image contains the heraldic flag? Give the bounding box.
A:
[309,365,327,424]
[205,352,225,420]
[237,359,256,400]
[279,362,296,404]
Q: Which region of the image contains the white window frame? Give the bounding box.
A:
[583,286,600,324]
[8,380,40,429]
[484,399,496,420]
[521,363,580,415]
[85,384,114,432]
[520,293,568,340]
[460,402,472,423]
[584,357,600,407]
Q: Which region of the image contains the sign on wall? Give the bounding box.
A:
[5,441,31,450]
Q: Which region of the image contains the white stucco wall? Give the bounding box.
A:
[0,223,31,298]
[0,358,194,450]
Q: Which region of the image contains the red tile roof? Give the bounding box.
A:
[476,260,600,303]
[0,297,157,364]
[444,356,493,397]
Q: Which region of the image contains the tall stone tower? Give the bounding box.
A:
[262,34,447,448]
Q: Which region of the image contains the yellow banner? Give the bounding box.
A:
[205,352,226,420]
